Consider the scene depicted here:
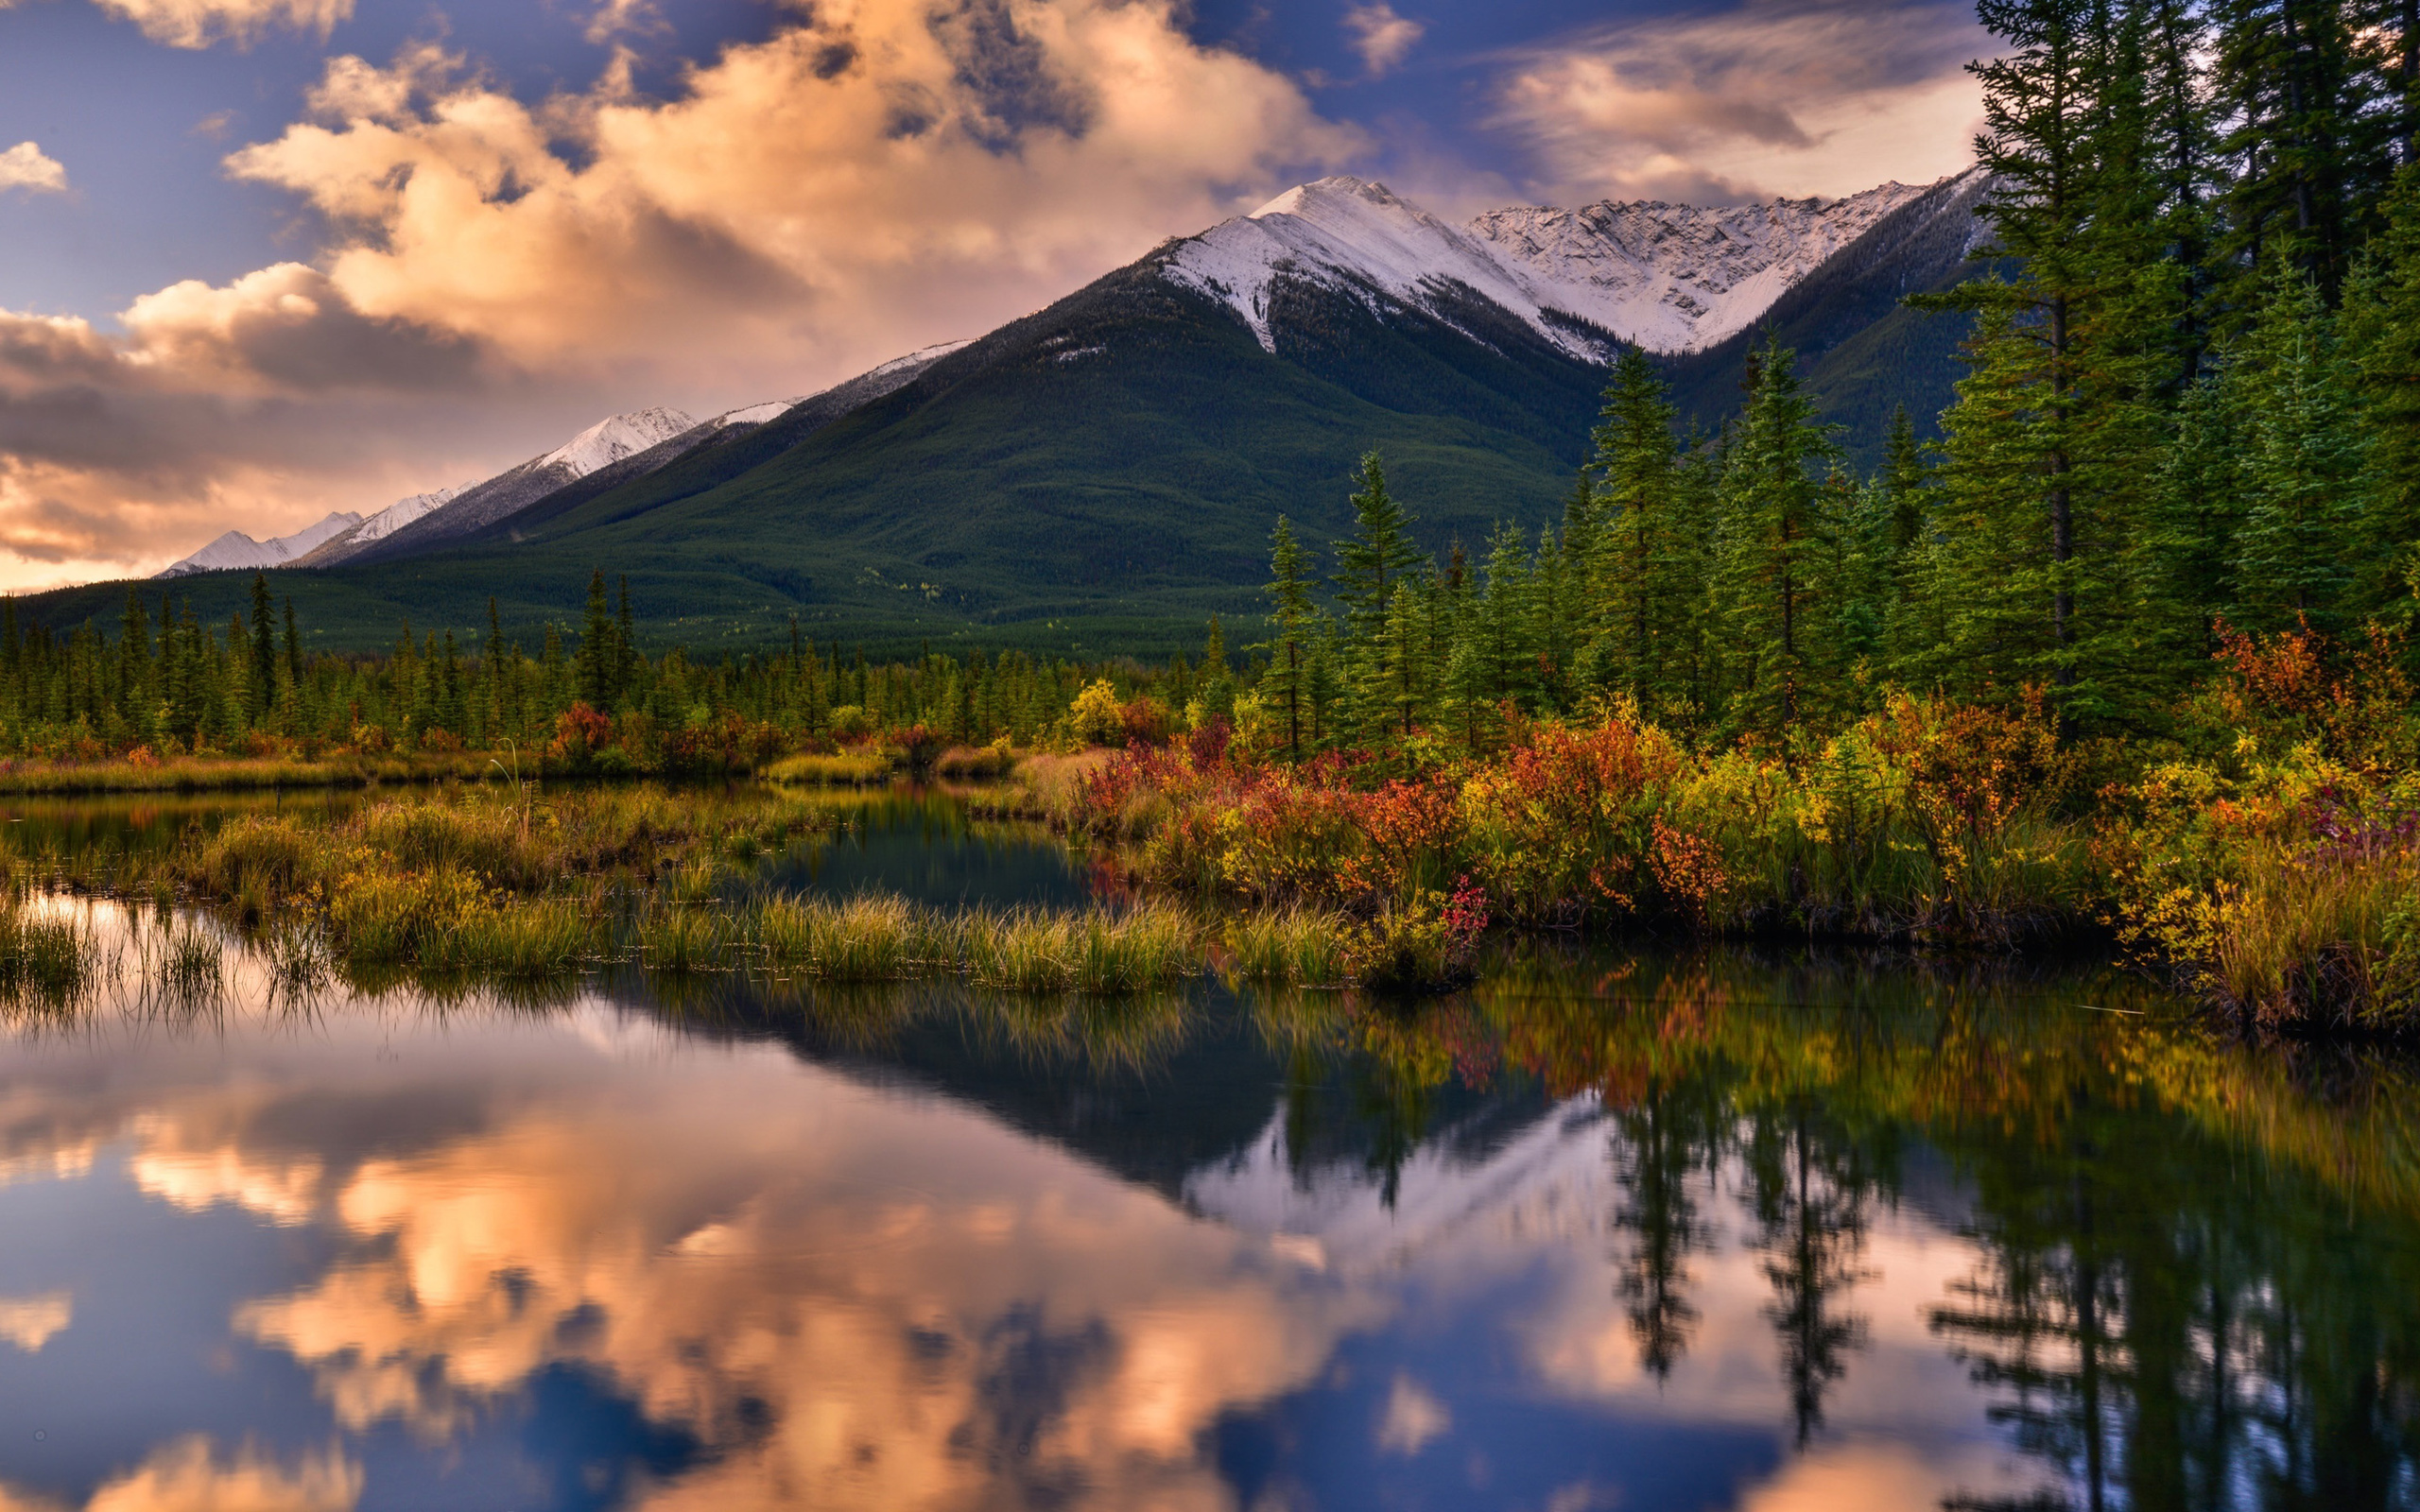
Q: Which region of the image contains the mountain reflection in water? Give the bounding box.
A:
[0,925,2413,1510]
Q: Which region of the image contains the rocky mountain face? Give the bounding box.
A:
[1162,173,1960,362]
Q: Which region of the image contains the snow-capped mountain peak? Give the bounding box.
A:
[1469,177,1945,352]
[351,482,470,546]
[535,407,698,478]
[1167,175,1570,357]
[1165,169,1972,358]
[157,511,362,578]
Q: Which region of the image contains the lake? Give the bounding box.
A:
[0,786,2411,1510]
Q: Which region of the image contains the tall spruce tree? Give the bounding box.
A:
[247,573,277,726]
[576,570,615,711]
[1260,517,1319,760]
[1586,349,1683,706]
[2227,269,2369,628]
[1331,453,1428,738]
[1710,339,1840,743]
[2343,166,2420,613]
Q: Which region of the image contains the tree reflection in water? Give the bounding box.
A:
[5,924,2420,1509]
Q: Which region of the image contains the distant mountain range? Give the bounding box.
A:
[86,167,1992,652]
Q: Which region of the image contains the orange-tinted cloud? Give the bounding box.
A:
[0,0,1352,584]
[1492,0,1986,203]
[89,0,352,49]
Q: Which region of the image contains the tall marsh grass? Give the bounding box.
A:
[739,893,1199,992]
[0,908,98,1006]
[1218,905,1350,987]
[763,751,892,787]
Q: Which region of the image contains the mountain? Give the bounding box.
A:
[1165,175,1933,361]
[415,340,972,558]
[311,407,700,566]
[157,510,363,578]
[1661,166,1996,461]
[59,170,1990,653]
[288,482,471,567]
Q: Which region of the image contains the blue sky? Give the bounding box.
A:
[0,0,1985,583]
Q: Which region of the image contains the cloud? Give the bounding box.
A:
[87,0,353,49]
[1491,0,1987,203]
[228,4,1354,373]
[582,0,665,44]
[79,1437,360,1512]
[1375,1372,1450,1453]
[1343,3,1423,77]
[0,0,1354,584]
[0,1292,71,1353]
[0,143,67,196]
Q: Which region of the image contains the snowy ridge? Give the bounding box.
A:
[1470,178,1941,351]
[1166,177,1599,359]
[1165,172,1965,358]
[533,407,698,477]
[352,482,469,546]
[158,511,361,578]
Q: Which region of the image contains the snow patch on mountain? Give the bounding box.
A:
[158,511,363,578]
[1167,177,1588,357]
[353,482,471,546]
[1165,172,1960,358]
[535,407,698,478]
[1470,178,1939,352]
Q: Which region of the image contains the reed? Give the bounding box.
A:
[1219,905,1350,987]
[261,919,332,998]
[806,893,925,981]
[635,902,733,972]
[454,898,598,976]
[764,751,893,787]
[153,922,224,1005]
[0,909,98,1005]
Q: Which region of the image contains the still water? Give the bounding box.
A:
[0,789,2413,1510]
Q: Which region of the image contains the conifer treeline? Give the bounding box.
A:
[1260,0,2420,752]
[0,569,1160,760]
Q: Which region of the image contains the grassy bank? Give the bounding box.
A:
[1011,625,2420,1032]
[0,750,510,796]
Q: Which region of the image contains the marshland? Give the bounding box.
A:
[1,775,2418,1509]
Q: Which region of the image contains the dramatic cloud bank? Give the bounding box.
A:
[0,0,1352,585]
[1492,0,1986,203]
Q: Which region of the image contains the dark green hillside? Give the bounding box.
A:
[46,262,1607,654]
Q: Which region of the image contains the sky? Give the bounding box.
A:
[0,0,1990,588]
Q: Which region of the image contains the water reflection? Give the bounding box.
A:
[755,788,1099,909]
[0,911,2415,1508]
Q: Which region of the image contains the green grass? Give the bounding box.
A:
[764,752,894,787]
[636,903,733,972]
[0,909,98,1006]
[1219,905,1350,987]
[152,923,224,1006]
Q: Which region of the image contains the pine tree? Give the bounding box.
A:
[1331,453,1428,737]
[247,573,277,727]
[2142,369,2248,663]
[1710,339,1841,743]
[2209,0,2398,304]
[1476,522,1537,707]
[1585,349,1682,707]
[2227,268,2369,629]
[2343,166,2420,614]
[576,570,614,711]
[1260,517,1319,759]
